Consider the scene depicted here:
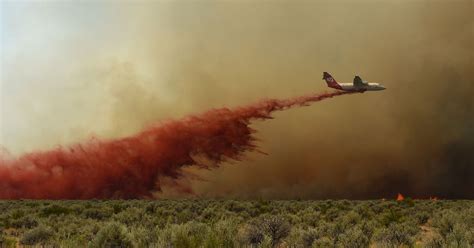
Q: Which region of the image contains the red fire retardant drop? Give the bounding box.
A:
[0,91,355,199]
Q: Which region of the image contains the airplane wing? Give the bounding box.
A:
[353,76,365,87]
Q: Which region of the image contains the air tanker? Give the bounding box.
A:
[323,72,385,92]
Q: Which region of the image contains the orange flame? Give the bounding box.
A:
[396,193,404,201]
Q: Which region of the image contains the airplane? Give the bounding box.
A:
[322,72,385,92]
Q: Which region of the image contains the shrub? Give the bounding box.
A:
[413,210,430,225]
[20,225,54,246]
[212,218,239,247]
[175,209,195,224]
[9,209,25,220]
[340,210,361,227]
[283,227,304,247]
[238,222,265,246]
[0,230,16,248]
[374,222,419,247]
[92,222,133,248]
[129,226,158,248]
[378,208,402,226]
[423,232,444,248]
[40,204,72,217]
[429,206,474,246]
[430,209,460,238]
[299,208,321,227]
[259,215,291,247]
[112,202,127,214]
[325,221,345,246]
[312,236,333,247]
[166,222,210,248]
[445,223,473,247]
[155,225,173,247]
[83,207,113,220]
[301,227,320,247]
[113,207,146,226]
[9,215,38,229]
[339,225,370,248]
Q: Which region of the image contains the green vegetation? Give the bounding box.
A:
[0,200,472,247]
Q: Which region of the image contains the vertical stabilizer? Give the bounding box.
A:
[323,72,342,89]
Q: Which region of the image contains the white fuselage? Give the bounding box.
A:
[338,82,385,91]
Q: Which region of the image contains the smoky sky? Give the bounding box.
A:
[1,1,473,199]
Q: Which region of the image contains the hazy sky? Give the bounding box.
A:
[1,0,473,198]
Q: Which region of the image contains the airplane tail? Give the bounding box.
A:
[322,72,342,89]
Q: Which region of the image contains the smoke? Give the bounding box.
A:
[0,91,353,199]
[1,1,473,199]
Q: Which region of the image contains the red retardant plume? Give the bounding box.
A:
[0,91,355,199]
